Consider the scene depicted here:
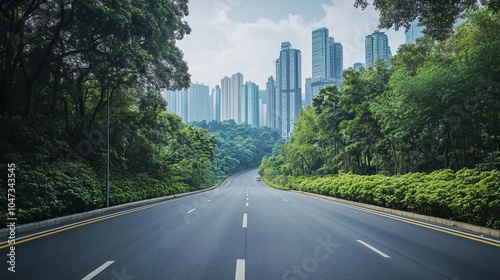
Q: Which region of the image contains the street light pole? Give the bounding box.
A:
[106,87,110,207]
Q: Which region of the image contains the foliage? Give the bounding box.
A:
[354,0,500,40]
[263,168,500,229]
[260,9,500,229]
[0,0,216,228]
[192,120,282,177]
[263,9,500,178]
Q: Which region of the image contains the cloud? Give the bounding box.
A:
[177,0,405,89]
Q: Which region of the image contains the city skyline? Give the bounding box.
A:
[177,0,405,90]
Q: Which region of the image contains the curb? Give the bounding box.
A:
[0,178,229,241]
[290,190,500,239]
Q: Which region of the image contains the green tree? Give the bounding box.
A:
[354,0,500,40]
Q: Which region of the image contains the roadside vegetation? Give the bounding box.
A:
[260,9,500,229]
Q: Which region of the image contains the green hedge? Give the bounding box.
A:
[0,161,190,227]
[263,169,500,229]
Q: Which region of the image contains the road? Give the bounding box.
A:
[1,168,499,279]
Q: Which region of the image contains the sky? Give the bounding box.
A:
[176,0,406,90]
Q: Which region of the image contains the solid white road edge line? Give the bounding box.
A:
[235,259,245,280]
[242,213,248,228]
[357,240,391,258]
[296,192,500,245]
[82,261,115,280]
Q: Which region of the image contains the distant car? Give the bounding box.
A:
[256,177,261,181]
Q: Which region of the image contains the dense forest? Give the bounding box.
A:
[192,120,283,176]
[0,0,217,227]
[260,9,500,229]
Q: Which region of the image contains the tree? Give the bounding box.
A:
[354,0,500,40]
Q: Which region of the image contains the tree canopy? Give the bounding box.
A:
[354,0,500,40]
[261,8,500,179]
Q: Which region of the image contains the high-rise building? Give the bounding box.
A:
[259,99,267,128]
[243,81,259,127]
[406,19,424,43]
[353,62,364,71]
[276,42,302,138]
[330,37,343,87]
[311,28,343,97]
[220,76,231,121]
[304,77,312,107]
[188,83,210,123]
[232,72,243,123]
[259,89,267,128]
[211,85,221,122]
[162,88,188,122]
[312,27,330,83]
[365,30,392,68]
[266,76,277,129]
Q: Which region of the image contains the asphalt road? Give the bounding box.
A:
[1,168,499,280]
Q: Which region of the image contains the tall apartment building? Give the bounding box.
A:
[329,37,343,86]
[220,76,231,121]
[266,76,277,129]
[211,85,221,122]
[231,72,243,123]
[276,42,302,139]
[311,27,343,97]
[162,89,188,122]
[405,19,424,43]
[304,77,312,107]
[365,30,392,68]
[243,81,259,127]
[188,83,210,123]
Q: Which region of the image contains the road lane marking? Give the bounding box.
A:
[283,199,288,202]
[273,194,277,196]
[82,261,115,280]
[208,199,212,202]
[246,197,249,201]
[357,240,391,258]
[298,192,500,247]
[0,201,178,249]
[235,259,245,280]
[187,208,196,214]
[246,203,248,207]
[242,213,248,228]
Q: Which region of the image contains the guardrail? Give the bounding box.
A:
[291,190,500,239]
[0,178,229,241]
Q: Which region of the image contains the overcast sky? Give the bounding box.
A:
[176,0,406,90]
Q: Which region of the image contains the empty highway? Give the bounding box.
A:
[1,169,499,279]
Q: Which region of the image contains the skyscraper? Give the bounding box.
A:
[231,72,243,123]
[188,83,210,123]
[312,28,330,83]
[220,76,231,121]
[365,30,392,68]
[276,42,302,138]
[406,19,424,43]
[329,37,343,87]
[162,88,188,122]
[311,27,343,97]
[304,77,312,107]
[311,28,333,97]
[243,81,259,127]
[353,62,364,71]
[211,85,221,122]
[266,76,276,129]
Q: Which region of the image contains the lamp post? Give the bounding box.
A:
[106,87,110,207]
